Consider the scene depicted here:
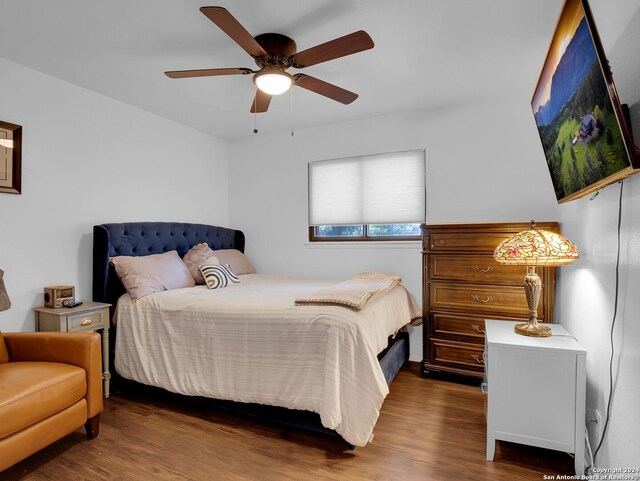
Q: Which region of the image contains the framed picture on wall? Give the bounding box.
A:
[0,120,22,194]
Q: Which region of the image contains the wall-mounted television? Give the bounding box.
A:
[532,0,640,203]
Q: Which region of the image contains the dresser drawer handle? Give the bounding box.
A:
[80,318,93,326]
[471,265,493,273]
[471,324,485,334]
[471,295,495,303]
[471,354,485,365]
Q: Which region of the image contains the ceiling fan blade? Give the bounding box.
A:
[200,7,267,58]
[250,89,272,113]
[291,30,374,68]
[294,74,358,105]
[165,68,253,79]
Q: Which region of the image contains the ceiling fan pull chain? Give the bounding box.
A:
[290,87,295,137]
[253,91,258,134]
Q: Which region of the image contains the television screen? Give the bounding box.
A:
[531,0,636,203]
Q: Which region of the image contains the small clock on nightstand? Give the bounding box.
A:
[34,301,112,398]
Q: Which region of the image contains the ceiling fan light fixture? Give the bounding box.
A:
[168,8,373,113]
[253,69,293,96]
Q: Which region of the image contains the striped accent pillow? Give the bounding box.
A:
[199,264,240,289]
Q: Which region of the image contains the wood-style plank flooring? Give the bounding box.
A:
[2,364,573,480]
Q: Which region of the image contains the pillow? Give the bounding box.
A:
[111,250,195,300]
[182,243,215,285]
[204,256,220,266]
[210,249,256,275]
[0,332,8,364]
[200,264,240,289]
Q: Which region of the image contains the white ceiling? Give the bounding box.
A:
[0,0,637,141]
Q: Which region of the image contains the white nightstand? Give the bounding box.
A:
[485,320,586,475]
[34,301,111,398]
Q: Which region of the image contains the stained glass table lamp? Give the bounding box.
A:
[493,221,579,337]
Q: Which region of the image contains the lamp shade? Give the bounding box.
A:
[493,222,579,266]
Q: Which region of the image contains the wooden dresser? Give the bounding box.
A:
[420,222,558,379]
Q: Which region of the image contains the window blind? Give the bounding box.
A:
[308,149,426,226]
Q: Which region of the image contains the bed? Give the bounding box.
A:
[92,222,415,446]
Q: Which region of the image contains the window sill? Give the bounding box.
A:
[304,240,422,249]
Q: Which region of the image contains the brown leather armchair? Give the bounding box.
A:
[0,331,104,471]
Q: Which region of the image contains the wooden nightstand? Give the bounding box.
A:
[485,320,586,475]
[34,301,112,398]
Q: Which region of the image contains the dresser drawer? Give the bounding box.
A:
[429,254,526,284]
[67,310,107,332]
[427,232,514,253]
[430,311,528,342]
[429,339,486,372]
[429,282,543,316]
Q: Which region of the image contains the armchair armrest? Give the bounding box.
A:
[3,332,104,418]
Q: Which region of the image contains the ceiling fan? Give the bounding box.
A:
[165,7,374,113]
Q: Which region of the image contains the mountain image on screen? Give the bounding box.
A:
[532,12,629,202]
[535,19,596,126]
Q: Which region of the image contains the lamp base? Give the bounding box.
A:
[514,266,552,337]
[514,320,551,337]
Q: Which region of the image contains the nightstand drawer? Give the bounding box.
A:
[429,282,543,316]
[67,310,106,332]
[429,255,527,284]
[429,339,485,372]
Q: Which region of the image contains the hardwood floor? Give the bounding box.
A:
[2,364,573,480]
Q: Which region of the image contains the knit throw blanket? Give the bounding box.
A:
[295,271,402,310]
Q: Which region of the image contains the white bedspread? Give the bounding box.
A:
[114,274,416,446]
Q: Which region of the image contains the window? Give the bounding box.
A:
[308,150,425,241]
[310,223,421,241]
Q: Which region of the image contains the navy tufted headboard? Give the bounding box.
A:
[92,222,245,309]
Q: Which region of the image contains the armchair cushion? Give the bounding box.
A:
[0,362,86,439]
[3,332,104,418]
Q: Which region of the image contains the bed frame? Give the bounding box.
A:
[92,222,409,444]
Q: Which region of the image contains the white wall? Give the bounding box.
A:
[228,98,559,361]
[0,58,230,331]
[228,2,640,468]
[2,0,635,468]
[556,2,640,469]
